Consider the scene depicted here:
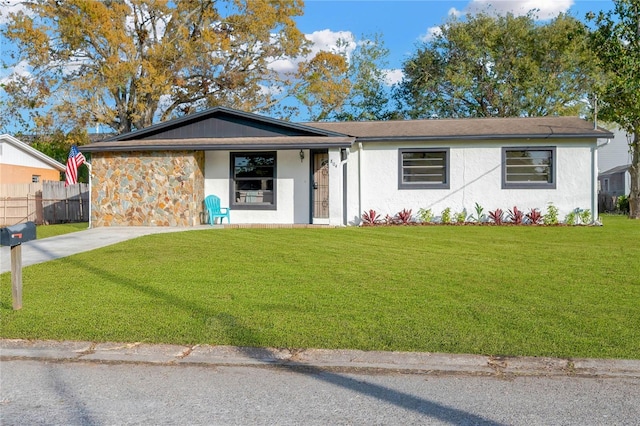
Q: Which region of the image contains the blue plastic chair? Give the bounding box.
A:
[204,195,230,225]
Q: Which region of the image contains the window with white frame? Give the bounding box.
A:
[230,152,276,209]
[502,147,556,189]
[32,175,40,183]
[398,148,449,189]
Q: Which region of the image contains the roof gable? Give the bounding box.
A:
[0,134,66,171]
[108,107,343,141]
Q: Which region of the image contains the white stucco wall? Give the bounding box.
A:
[346,138,598,223]
[327,148,345,226]
[202,138,598,226]
[204,150,311,224]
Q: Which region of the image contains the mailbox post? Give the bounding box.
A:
[1,222,37,310]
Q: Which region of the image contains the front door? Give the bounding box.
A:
[312,152,329,220]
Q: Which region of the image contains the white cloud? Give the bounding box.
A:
[420,26,443,43]
[464,0,574,20]
[305,29,356,57]
[267,29,356,76]
[0,0,31,25]
[383,68,404,86]
[0,60,31,85]
[448,7,463,18]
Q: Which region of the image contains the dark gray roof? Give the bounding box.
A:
[305,116,613,141]
[82,136,354,152]
[600,164,631,176]
[82,108,612,153]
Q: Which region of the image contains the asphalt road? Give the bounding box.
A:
[2,360,639,425]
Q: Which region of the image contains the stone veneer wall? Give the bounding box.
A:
[91,151,205,226]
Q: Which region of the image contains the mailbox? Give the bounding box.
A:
[0,222,37,247]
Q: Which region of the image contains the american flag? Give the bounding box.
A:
[65,145,86,186]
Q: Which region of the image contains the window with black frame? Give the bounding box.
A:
[502,147,555,189]
[231,152,276,209]
[398,148,449,189]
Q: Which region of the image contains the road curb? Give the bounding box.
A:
[2,339,639,378]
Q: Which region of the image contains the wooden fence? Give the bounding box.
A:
[0,181,89,226]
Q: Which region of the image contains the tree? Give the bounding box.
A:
[30,128,91,183]
[295,49,350,121]
[332,33,399,122]
[588,0,640,219]
[0,0,340,134]
[398,13,599,119]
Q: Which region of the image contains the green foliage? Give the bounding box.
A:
[332,33,398,121]
[565,210,577,225]
[454,210,467,223]
[29,128,91,183]
[37,223,88,239]
[417,208,433,223]
[588,1,640,218]
[399,12,598,119]
[2,217,639,358]
[579,209,592,225]
[441,207,452,224]
[471,202,485,222]
[617,195,630,213]
[543,203,559,225]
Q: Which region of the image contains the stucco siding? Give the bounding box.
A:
[91,151,204,226]
[204,150,311,224]
[350,139,595,222]
[1,164,61,184]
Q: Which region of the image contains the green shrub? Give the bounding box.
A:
[441,207,452,224]
[454,210,467,223]
[417,208,433,223]
[617,195,630,214]
[471,202,485,222]
[543,203,559,225]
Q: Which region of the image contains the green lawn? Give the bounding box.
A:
[36,222,88,239]
[1,216,639,359]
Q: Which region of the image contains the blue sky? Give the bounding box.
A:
[0,0,616,130]
[295,0,615,83]
[0,0,616,83]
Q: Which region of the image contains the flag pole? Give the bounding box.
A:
[85,161,92,228]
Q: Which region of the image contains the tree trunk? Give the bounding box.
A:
[630,130,640,219]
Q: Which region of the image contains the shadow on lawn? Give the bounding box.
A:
[65,257,504,425]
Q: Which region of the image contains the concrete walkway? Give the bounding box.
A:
[2,339,640,378]
[2,226,639,378]
[0,226,210,273]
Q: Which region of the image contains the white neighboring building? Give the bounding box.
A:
[597,125,632,174]
[0,134,65,184]
[82,108,613,226]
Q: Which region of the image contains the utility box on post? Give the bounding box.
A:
[1,221,36,310]
[1,222,37,247]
